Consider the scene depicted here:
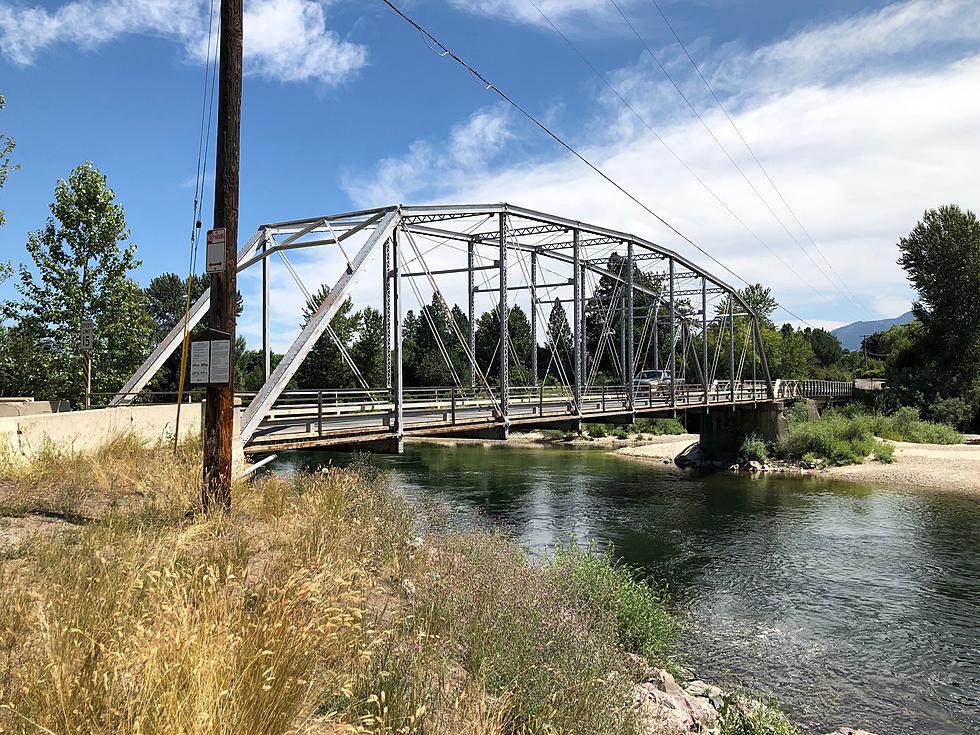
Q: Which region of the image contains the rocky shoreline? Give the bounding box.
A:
[635,663,877,735]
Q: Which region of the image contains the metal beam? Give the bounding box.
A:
[530,251,538,387]
[468,240,476,389]
[573,229,582,415]
[626,241,634,408]
[110,228,267,405]
[240,210,399,441]
[383,236,392,389]
[262,236,270,381]
[498,213,509,423]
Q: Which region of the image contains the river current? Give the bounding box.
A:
[271,442,980,735]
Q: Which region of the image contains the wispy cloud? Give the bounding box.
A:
[0,0,367,84]
[343,0,980,323]
[448,0,625,28]
[342,106,515,205]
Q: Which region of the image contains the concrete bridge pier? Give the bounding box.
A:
[698,402,789,460]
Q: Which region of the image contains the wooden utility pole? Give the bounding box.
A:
[203,0,243,511]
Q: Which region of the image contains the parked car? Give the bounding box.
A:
[632,369,675,389]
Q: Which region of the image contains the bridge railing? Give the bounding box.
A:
[776,380,854,400]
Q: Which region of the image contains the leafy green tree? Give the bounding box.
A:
[351,306,385,387]
[293,285,361,389]
[508,305,532,384]
[0,93,18,228]
[898,204,980,369]
[804,327,843,367]
[544,302,573,381]
[2,163,151,404]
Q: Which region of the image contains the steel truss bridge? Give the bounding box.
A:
[113,204,852,453]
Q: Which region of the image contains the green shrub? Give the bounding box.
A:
[871,406,963,444]
[872,442,896,463]
[783,401,811,425]
[633,417,686,435]
[548,543,678,667]
[777,413,878,466]
[584,423,608,438]
[719,697,799,735]
[611,426,629,440]
[739,434,769,463]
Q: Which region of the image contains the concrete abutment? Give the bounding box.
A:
[698,402,790,460]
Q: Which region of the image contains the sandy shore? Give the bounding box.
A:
[825,441,980,494]
[615,436,980,495]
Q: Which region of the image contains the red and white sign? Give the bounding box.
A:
[205,227,227,273]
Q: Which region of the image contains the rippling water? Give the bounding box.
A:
[271,443,980,735]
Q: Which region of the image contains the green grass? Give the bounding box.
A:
[633,417,686,435]
[719,697,800,735]
[547,543,679,668]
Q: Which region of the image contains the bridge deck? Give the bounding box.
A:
[242,382,798,454]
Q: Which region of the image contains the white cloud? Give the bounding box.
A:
[342,106,515,205]
[342,0,980,328]
[0,0,366,84]
[448,0,621,28]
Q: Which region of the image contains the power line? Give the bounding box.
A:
[524,0,828,306]
[605,0,841,299]
[646,0,866,311]
[378,0,815,328]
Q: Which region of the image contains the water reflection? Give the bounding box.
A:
[271,443,980,735]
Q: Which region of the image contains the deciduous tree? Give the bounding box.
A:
[3,163,151,404]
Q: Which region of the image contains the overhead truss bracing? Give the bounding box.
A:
[115,203,774,445]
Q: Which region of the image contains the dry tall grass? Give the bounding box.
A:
[0,436,662,735]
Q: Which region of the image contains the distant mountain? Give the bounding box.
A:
[831,311,915,351]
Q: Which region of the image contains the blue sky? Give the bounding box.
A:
[2,0,979,351]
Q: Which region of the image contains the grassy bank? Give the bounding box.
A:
[0,438,810,734]
[774,402,962,467]
[0,438,670,734]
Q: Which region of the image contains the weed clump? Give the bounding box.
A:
[739,434,769,464]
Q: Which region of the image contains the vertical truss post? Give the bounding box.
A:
[753,317,775,398]
[573,229,582,415]
[653,304,660,371]
[392,227,404,446]
[729,297,736,405]
[262,234,271,382]
[702,277,709,405]
[626,241,635,410]
[498,213,509,423]
[619,296,626,385]
[530,250,538,387]
[468,240,476,390]
[383,236,392,389]
[669,258,676,408]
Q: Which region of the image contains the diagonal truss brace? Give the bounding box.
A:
[239,209,400,442]
[109,229,268,406]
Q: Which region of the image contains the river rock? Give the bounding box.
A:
[683,679,725,711]
[743,460,764,472]
[634,668,718,733]
[823,729,879,735]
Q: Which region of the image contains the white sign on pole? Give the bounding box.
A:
[80,318,94,351]
[189,341,210,384]
[189,339,232,386]
[209,339,231,385]
[205,227,227,273]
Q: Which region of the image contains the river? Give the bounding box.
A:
[271,442,980,735]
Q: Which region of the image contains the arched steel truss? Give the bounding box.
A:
[114,203,775,446]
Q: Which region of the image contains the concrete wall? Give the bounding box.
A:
[699,403,789,459]
[0,403,203,459]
